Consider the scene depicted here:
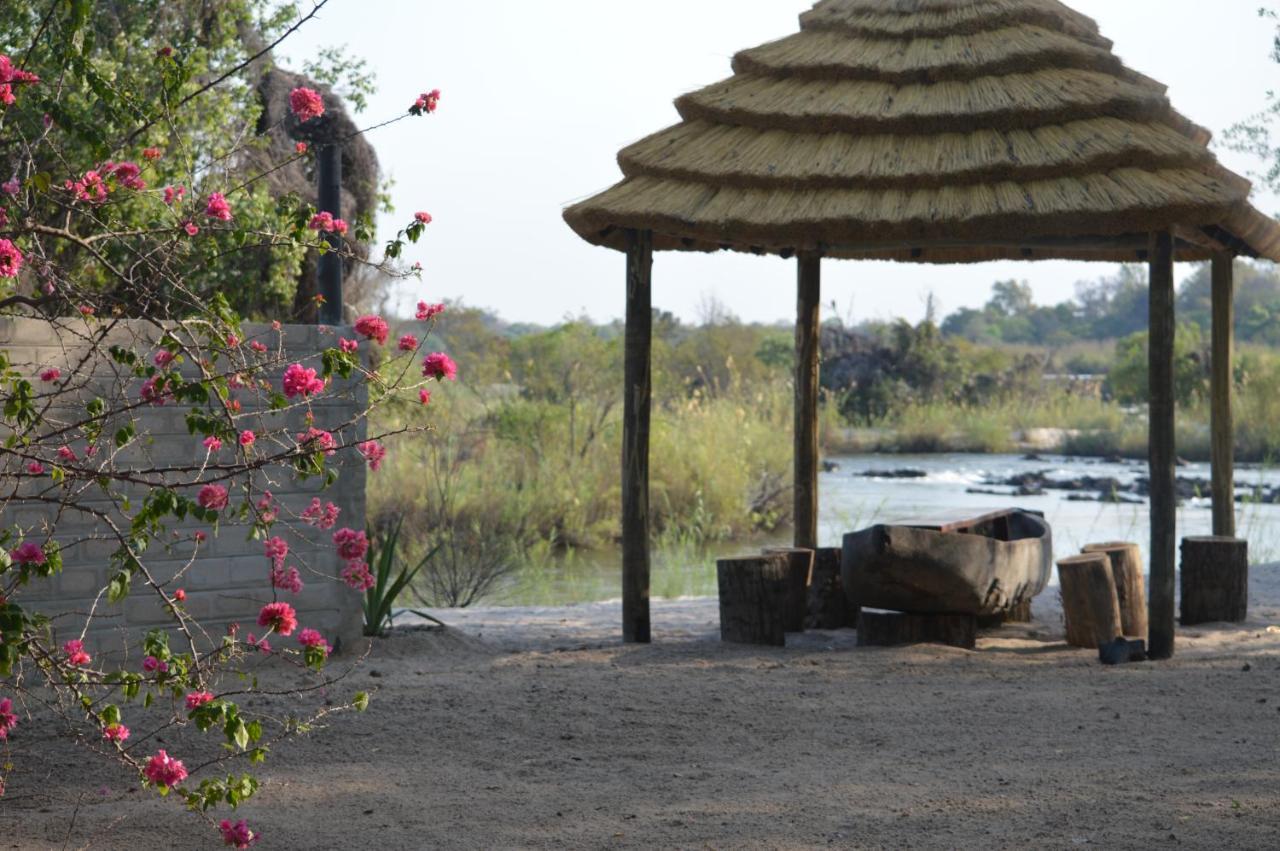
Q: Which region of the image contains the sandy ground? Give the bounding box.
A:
[4,567,1280,850]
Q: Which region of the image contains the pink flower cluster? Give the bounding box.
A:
[342,560,374,592]
[9,541,45,567]
[398,334,419,352]
[65,169,107,203]
[411,89,441,115]
[0,238,22,279]
[220,819,259,849]
[144,750,188,789]
[143,655,169,674]
[271,564,304,594]
[339,338,359,354]
[163,184,186,206]
[140,375,168,406]
[308,211,349,235]
[103,723,130,743]
[414,211,432,225]
[239,430,256,448]
[39,367,60,383]
[257,601,298,636]
[282,363,325,399]
[301,498,340,529]
[102,160,145,191]
[297,628,331,658]
[185,691,214,711]
[332,528,368,561]
[198,484,229,511]
[0,54,40,106]
[0,697,18,741]
[416,301,445,321]
[289,86,325,122]
[205,192,232,221]
[63,639,91,667]
[203,435,223,452]
[422,352,458,382]
[264,537,289,570]
[354,315,389,345]
[358,440,386,472]
[297,427,336,455]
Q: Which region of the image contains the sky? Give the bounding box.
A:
[280,0,1280,326]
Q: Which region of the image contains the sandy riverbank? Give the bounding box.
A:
[4,567,1280,850]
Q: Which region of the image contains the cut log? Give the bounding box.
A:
[717,555,788,646]
[808,547,855,629]
[1180,537,1249,625]
[764,547,814,632]
[857,610,977,650]
[1057,553,1124,649]
[1082,542,1148,640]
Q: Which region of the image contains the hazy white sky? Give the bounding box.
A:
[281,0,1280,326]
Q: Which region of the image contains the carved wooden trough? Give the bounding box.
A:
[842,509,1053,618]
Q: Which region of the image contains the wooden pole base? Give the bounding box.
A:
[763,547,814,633]
[1082,542,1148,640]
[857,610,977,650]
[977,600,1033,630]
[1180,537,1249,625]
[808,547,856,629]
[717,555,789,646]
[1057,553,1124,649]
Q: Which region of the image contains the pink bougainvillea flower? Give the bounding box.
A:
[102,723,130,743]
[202,435,223,452]
[184,691,215,711]
[332,528,369,562]
[249,340,268,353]
[142,147,162,161]
[297,628,331,657]
[238,430,256,448]
[0,55,39,107]
[257,601,298,637]
[163,184,185,205]
[410,89,441,115]
[398,334,419,353]
[282,363,325,399]
[219,819,258,849]
[0,238,23,279]
[414,211,433,224]
[39,367,60,383]
[181,221,199,236]
[63,639,91,667]
[295,141,308,154]
[339,337,359,354]
[10,541,45,566]
[264,537,289,570]
[271,564,304,594]
[57,445,77,462]
[144,750,188,789]
[354,315,389,345]
[418,388,432,406]
[78,305,95,317]
[0,697,19,741]
[416,301,445,321]
[139,376,168,406]
[422,352,457,382]
[226,333,240,348]
[301,498,340,530]
[297,427,336,456]
[197,484,229,511]
[26,461,45,476]
[308,211,334,232]
[153,350,176,368]
[1,178,19,196]
[174,588,186,602]
[194,531,208,543]
[142,655,168,674]
[341,560,375,592]
[246,633,272,654]
[358,440,386,472]
[110,161,146,191]
[289,87,325,123]
[204,192,232,221]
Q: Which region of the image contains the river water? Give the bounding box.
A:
[500,453,1280,606]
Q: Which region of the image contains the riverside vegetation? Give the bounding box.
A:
[364,262,1280,608]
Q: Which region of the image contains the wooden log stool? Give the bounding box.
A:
[807,547,856,629]
[1180,537,1249,625]
[1057,553,1124,649]
[1082,542,1148,639]
[857,610,977,650]
[762,547,814,633]
[717,555,789,646]
[977,599,1033,630]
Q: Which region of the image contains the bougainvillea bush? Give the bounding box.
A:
[0,2,448,845]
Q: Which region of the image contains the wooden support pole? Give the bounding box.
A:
[622,229,653,644]
[1148,231,1177,660]
[795,253,822,550]
[1211,253,1236,538]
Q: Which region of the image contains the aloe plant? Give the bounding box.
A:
[363,520,439,637]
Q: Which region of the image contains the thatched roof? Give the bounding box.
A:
[565,0,1280,263]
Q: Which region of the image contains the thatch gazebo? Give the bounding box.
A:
[563,0,1280,657]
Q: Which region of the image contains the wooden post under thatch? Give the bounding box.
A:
[795,253,822,550]
[622,229,653,644]
[1211,253,1236,538]
[1148,230,1177,660]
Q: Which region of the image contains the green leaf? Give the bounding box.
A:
[353,691,370,712]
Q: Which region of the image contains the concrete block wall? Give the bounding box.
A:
[1,318,367,657]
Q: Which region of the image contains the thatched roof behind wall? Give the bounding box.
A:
[564,0,1280,264]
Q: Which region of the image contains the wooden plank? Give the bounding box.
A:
[1211,253,1237,538]
[622,229,653,644]
[1148,230,1177,660]
[795,253,822,550]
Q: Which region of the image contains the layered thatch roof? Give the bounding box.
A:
[565,0,1280,263]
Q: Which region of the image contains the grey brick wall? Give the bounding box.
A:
[1,318,367,658]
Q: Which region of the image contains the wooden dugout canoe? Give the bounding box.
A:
[841,509,1053,616]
